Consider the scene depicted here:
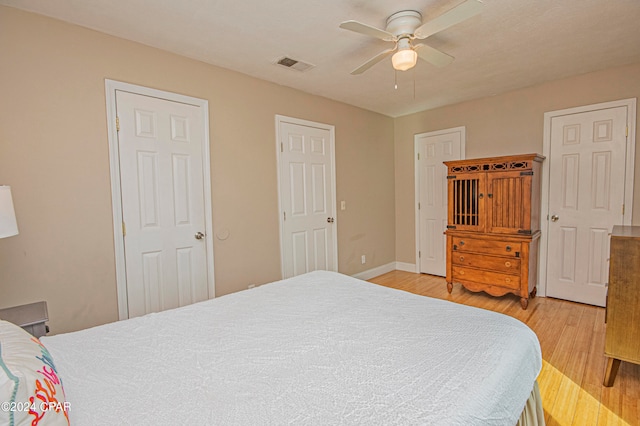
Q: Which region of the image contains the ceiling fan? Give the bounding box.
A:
[339,0,483,75]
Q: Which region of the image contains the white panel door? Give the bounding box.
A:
[278,120,336,278]
[416,129,463,276]
[546,106,628,307]
[117,90,209,318]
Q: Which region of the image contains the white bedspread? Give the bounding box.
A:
[42,271,542,425]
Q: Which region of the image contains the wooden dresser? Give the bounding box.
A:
[604,225,640,386]
[444,154,544,309]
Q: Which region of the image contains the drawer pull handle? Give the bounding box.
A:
[505,261,511,267]
[505,245,512,252]
[460,241,465,246]
[460,256,464,261]
[505,277,511,283]
[459,270,465,275]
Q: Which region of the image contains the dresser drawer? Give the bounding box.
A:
[452,237,521,257]
[452,267,520,290]
[452,252,521,274]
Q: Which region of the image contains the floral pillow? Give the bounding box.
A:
[0,320,69,426]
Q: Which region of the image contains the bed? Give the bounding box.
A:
[1,271,544,425]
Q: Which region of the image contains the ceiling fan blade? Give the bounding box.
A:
[414,43,455,67]
[414,0,483,39]
[350,47,396,75]
[339,20,396,42]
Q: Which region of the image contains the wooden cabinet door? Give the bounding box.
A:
[447,172,486,232]
[486,170,532,234]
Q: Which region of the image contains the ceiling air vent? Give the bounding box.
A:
[275,56,315,72]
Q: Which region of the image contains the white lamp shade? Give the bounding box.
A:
[0,186,19,238]
[392,49,418,71]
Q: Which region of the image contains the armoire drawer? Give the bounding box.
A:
[452,252,521,274]
[452,237,521,257]
[452,267,520,290]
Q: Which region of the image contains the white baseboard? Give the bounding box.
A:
[395,262,417,273]
[351,262,396,280]
[351,261,418,281]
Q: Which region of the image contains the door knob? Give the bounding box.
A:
[195,232,205,240]
[551,215,559,222]
[327,217,335,223]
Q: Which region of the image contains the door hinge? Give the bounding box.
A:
[418,202,421,210]
[622,204,625,215]
[280,142,283,153]
[122,221,126,237]
[626,126,629,137]
[418,251,421,258]
[283,211,286,221]
[116,116,120,132]
[417,153,420,160]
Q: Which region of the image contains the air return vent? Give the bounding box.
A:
[275,56,315,72]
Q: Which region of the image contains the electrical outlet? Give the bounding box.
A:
[341,200,346,211]
[361,255,366,264]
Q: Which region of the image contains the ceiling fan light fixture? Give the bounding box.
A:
[341,0,482,75]
[392,49,417,71]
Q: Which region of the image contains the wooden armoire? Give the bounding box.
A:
[444,154,544,309]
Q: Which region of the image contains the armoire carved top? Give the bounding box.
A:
[444,153,545,174]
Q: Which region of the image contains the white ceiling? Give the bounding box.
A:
[3,0,640,117]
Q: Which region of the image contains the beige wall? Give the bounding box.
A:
[395,63,640,264]
[3,6,639,334]
[0,7,395,333]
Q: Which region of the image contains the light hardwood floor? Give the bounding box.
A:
[368,270,640,426]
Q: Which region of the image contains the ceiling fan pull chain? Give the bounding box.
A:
[413,68,416,100]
